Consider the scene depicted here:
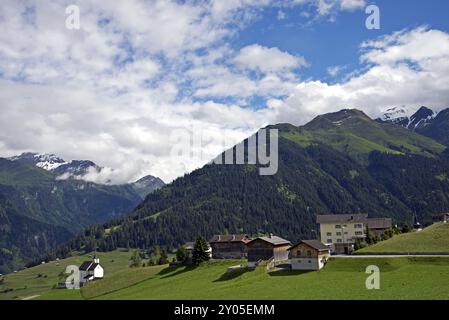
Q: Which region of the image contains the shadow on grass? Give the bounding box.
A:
[213,267,255,282]
[268,269,314,277]
[158,265,197,279]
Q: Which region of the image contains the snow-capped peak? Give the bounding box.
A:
[8,152,68,170]
[407,106,436,130]
[380,107,410,123]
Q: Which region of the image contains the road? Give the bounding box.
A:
[332,254,449,258]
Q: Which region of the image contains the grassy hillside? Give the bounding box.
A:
[356,223,449,254]
[36,257,449,300]
[0,250,134,300]
[284,109,445,162]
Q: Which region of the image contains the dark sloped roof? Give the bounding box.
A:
[248,235,291,246]
[79,261,100,271]
[289,240,330,252]
[366,218,392,229]
[209,234,250,243]
[79,261,93,271]
[316,214,368,224]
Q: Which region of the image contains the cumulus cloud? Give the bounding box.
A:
[233,44,308,73]
[0,0,447,184]
[271,27,449,125]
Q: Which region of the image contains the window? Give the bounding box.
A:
[355,224,363,229]
[297,250,301,256]
[307,250,312,257]
[327,239,332,244]
[335,225,342,229]
[355,231,363,236]
[344,232,348,235]
[336,232,342,236]
[337,239,343,243]
[326,232,332,236]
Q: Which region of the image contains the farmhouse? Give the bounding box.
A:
[288,240,330,271]
[246,234,291,267]
[433,213,449,224]
[317,214,392,254]
[79,256,104,285]
[209,234,251,259]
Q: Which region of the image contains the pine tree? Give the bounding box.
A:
[176,245,188,264]
[192,236,210,265]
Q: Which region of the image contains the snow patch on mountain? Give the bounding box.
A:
[379,107,412,124]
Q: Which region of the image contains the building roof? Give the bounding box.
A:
[316,214,368,224]
[289,240,330,252]
[248,235,291,246]
[366,218,393,229]
[79,261,99,271]
[209,234,250,243]
[184,242,195,250]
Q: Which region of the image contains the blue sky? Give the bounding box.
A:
[235,0,449,82]
[1,0,449,182]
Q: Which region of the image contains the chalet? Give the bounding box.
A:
[183,241,212,259]
[288,240,330,271]
[209,234,251,259]
[79,256,104,285]
[433,213,449,224]
[246,234,291,268]
[317,214,392,254]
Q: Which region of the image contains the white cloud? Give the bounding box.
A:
[233,44,308,73]
[0,0,447,185]
[340,0,366,11]
[327,65,344,77]
[271,27,449,125]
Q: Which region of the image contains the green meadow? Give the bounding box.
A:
[4,224,449,300]
[0,250,134,300]
[36,257,449,300]
[356,223,449,254]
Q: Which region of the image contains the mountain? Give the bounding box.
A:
[42,109,449,262]
[407,106,435,130]
[8,152,165,192]
[0,158,163,273]
[131,175,166,199]
[415,108,449,146]
[9,152,101,180]
[378,106,449,146]
[379,107,411,126]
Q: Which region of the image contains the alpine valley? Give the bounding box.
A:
[0,154,165,273]
[39,108,449,263]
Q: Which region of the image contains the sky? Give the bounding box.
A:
[1,0,449,183]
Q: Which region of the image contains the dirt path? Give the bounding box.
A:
[22,295,40,300]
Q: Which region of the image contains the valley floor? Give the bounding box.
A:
[36,257,449,300]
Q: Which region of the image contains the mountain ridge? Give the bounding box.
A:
[40,108,449,265]
[378,106,449,146]
[0,157,164,273]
